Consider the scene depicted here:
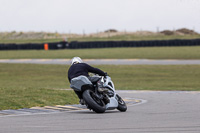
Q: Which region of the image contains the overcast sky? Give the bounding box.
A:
[0,0,200,34]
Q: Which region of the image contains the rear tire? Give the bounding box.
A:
[116,94,127,112]
[82,89,106,113]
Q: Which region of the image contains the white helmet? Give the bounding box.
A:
[71,57,83,65]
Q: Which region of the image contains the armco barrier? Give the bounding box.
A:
[0,39,200,50]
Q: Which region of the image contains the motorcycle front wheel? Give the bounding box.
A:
[116,94,127,112]
[82,89,106,113]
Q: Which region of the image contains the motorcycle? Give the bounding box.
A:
[70,75,127,113]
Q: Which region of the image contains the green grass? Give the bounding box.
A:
[1,34,200,44]
[0,88,78,110]
[0,63,79,110]
[1,46,200,59]
[105,65,200,91]
[68,34,200,42]
[0,39,63,44]
[0,63,200,110]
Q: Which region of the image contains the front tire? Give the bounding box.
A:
[116,94,127,112]
[82,89,106,113]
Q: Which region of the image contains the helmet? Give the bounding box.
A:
[71,57,83,65]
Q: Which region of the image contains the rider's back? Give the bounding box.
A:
[68,63,105,82]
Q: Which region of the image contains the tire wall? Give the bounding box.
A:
[68,39,200,49]
[0,39,200,50]
[0,41,68,50]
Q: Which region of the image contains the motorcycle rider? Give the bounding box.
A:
[68,57,108,104]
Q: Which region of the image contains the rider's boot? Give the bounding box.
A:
[79,99,85,105]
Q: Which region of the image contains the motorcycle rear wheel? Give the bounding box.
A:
[116,94,127,112]
[82,89,106,113]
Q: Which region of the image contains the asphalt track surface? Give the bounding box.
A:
[1,59,200,65]
[0,91,200,133]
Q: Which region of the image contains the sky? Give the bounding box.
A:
[0,0,200,34]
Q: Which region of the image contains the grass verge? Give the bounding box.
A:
[1,46,200,59]
[68,34,200,42]
[0,88,78,110]
[1,34,200,44]
[0,63,200,110]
